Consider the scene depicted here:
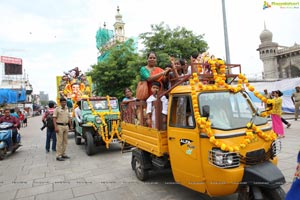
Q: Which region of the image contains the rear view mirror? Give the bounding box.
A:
[202,105,210,118]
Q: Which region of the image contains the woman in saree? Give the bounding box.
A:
[140,52,171,98]
[270,90,284,138]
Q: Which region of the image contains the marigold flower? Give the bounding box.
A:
[221,143,227,151]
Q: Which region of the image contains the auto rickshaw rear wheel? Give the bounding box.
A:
[132,156,149,181]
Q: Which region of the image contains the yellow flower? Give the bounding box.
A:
[221,143,227,151]
[234,146,240,151]
[209,136,216,143]
[220,68,226,73]
[257,94,263,99]
[246,123,252,129]
[187,55,277,153]
[238,74,244,79]
[248,85,255,92]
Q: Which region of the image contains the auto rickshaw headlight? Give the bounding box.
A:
[95,116,102,124]
[226,155,234,165]
[215,152,223,165]
[271,139,281,156]
[209,149,240,168]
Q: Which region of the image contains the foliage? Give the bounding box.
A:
[40,100,48,106]
[139,22,208,68]
[88,39,141,99]
[89,23,208,99]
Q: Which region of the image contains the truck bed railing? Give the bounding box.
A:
[120,100,166,131]
[121,63,242,131]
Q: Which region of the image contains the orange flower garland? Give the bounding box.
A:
[190,62,277,152]
[87,96,122,148]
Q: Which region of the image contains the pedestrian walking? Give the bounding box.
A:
[268,90,291,128]
[291,86,300,121]
[42,101,56,153]
[270,90,284,138]
[53,97,71,161]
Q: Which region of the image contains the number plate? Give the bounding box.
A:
[111,139,119,143]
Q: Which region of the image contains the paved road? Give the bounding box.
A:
[0,115,298,200]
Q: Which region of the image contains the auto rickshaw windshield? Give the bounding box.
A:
[199,91,267,130]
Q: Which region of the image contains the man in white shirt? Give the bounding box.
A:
[74,101,82,125]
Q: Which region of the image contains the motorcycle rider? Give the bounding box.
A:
[0,108,20,144]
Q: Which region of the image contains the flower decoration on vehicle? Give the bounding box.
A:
[189,62,277,152]
[86,96,122,148]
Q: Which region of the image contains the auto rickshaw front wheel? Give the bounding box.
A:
[238,186,286,200]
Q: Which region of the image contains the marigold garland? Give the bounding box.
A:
[86,96,122,148]
[190,60,277,152]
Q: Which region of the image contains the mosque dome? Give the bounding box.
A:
[260,28,273,43]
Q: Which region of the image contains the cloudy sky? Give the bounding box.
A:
[0,0,299,100]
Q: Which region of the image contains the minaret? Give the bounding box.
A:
[257,23,279,79]
[113,6,125,42]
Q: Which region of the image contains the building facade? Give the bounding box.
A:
[257,25,300,80]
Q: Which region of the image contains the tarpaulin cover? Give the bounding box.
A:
[96,28,114,50]
[245,77,300,113]
[0,88,26,104]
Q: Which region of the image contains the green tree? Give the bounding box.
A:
[88,39,142,99]
[139,22,208,68]
[88,23,208,99]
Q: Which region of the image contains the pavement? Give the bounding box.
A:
[0,115,298,200]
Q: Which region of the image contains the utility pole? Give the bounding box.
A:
[221,0,231,65]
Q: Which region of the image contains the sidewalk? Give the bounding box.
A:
[0,115,299,199]
[276,116,299,193]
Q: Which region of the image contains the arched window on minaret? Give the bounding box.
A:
[114,6,125,42]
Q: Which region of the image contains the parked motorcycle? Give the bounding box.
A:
[0,122,21,160]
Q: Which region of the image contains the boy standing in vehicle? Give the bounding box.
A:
[146,82,168,129]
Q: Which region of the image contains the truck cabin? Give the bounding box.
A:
[120,63,242,130]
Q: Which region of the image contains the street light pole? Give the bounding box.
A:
[222,0,231,65]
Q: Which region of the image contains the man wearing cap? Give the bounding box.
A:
[291,86,300,121]
[53,97,72,161]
